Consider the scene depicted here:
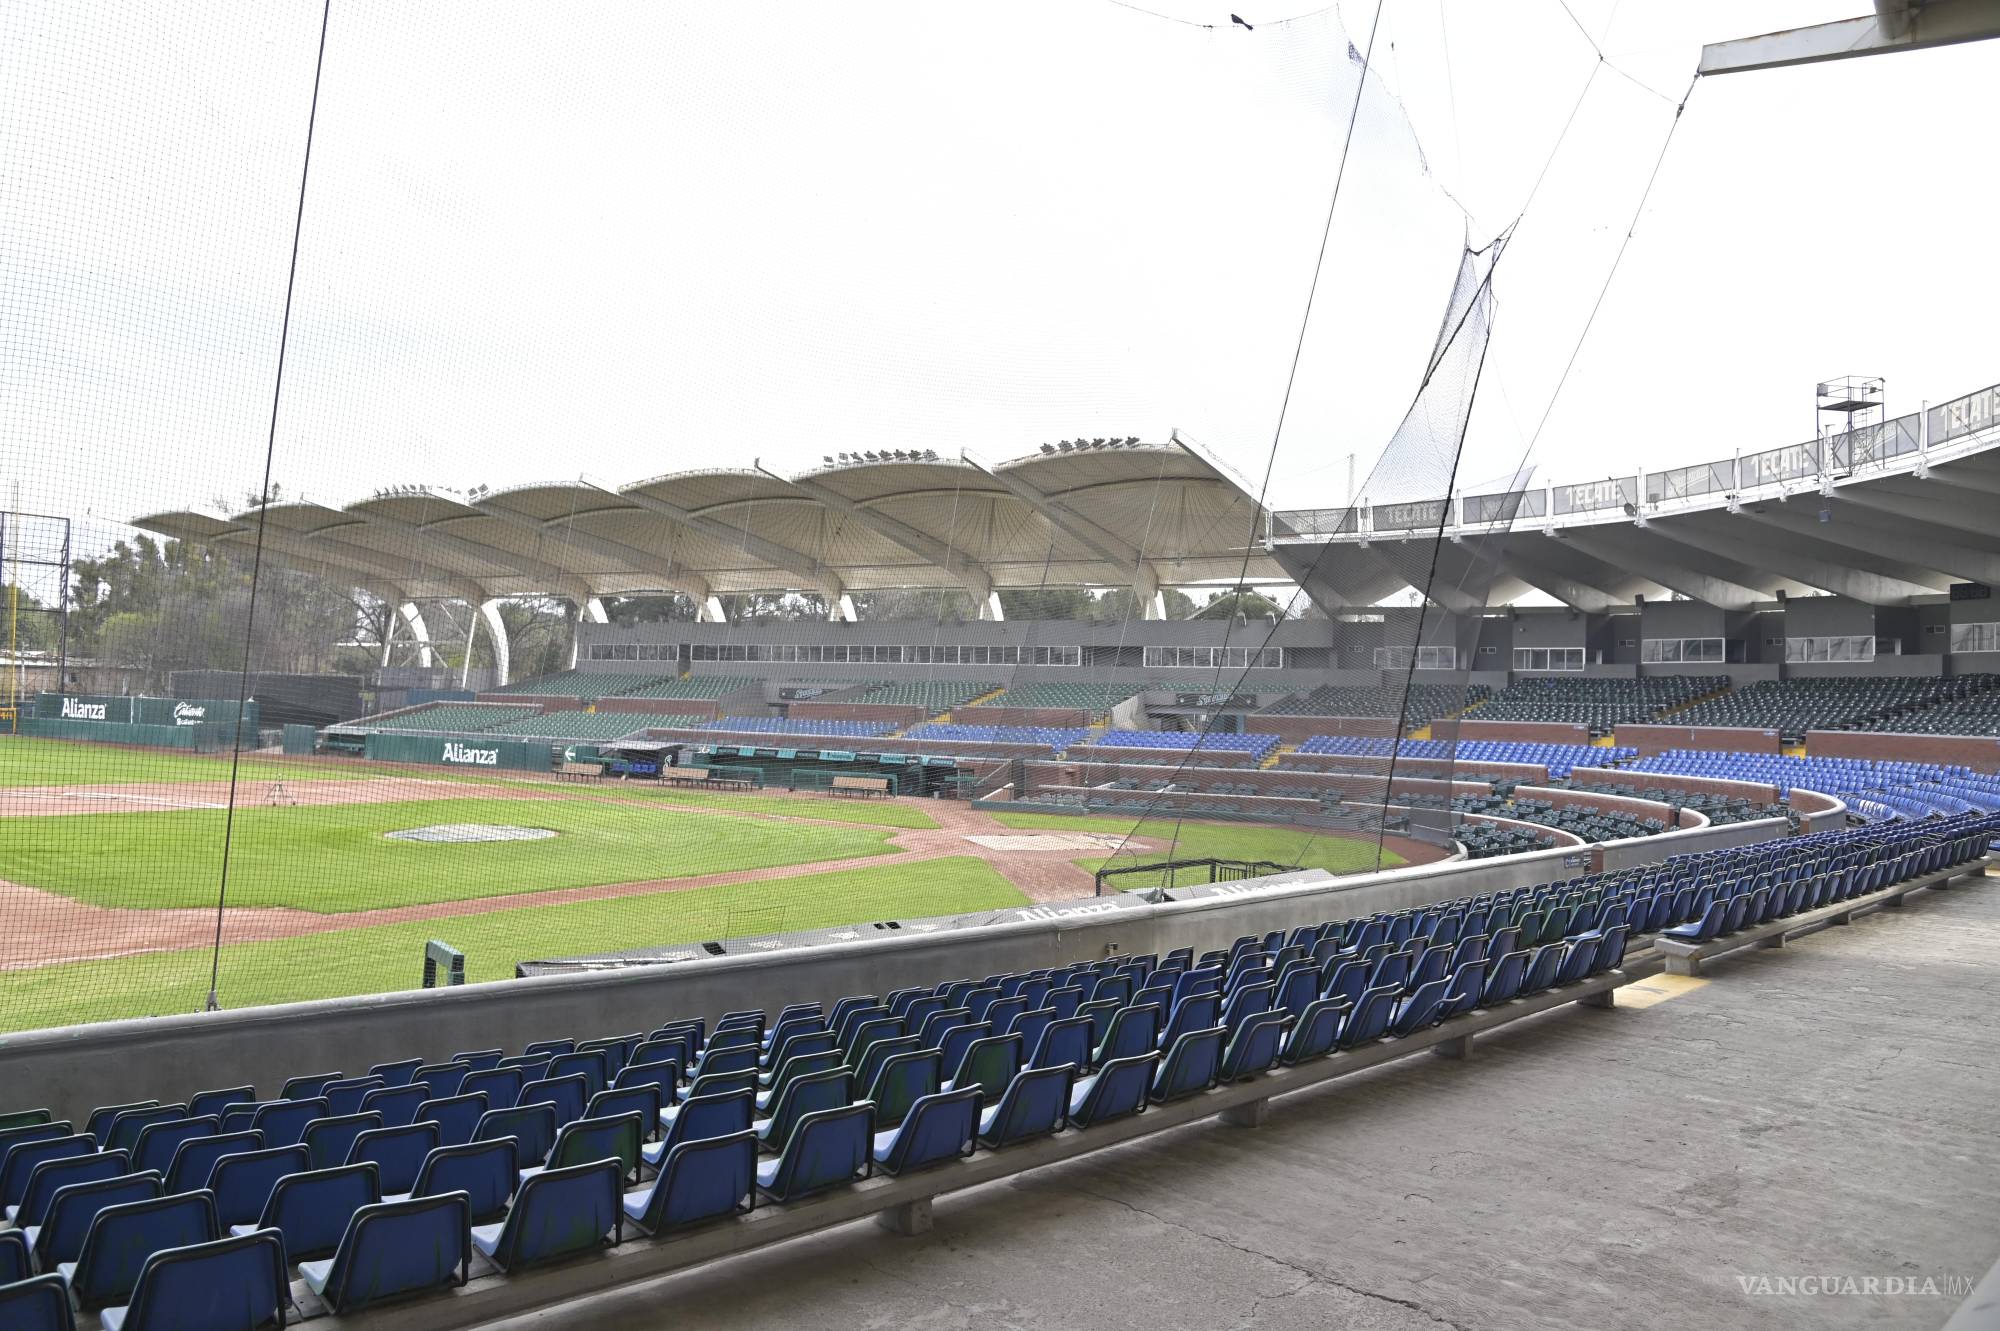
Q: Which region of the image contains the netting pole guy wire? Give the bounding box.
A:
[206,0,336,1011]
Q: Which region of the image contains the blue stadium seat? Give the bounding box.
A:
[388,1139,516,1222]
[527,1113,641,1185]
[359,1085,430,1129]
[280,1073,340,1101]
[460,1067,524,1111]
[84,1103,157,1148]
[230,1161,379,1262]
[1218,1011,1287,1081]
[971,1065,1068,1148]
[470,1159,623,1271]
[867,1050,942,1130]
[1069,1054,1158,1127]
[873,1088,979,1175]
[11,1149,129,1230]
[644,1089,753,1170]
[61,1190,218,1311]
[299,1193,471,1314]
[104,1106,188,1156]
[1281,999,1348,1065]
[416,1093,488,1148]
[370,1058,424,1086]
[754,1070,852,1155]
[303,1112,383,1172]
[756,1104,872,1202]
[0,1227,30,1285]
[623,1132,757,1234]
[207,1144,309,1230]
[1151,1028,1226,1103]
[0,1134,94,1212]
[28,1169,159,1274]
[249,1097,326,1148]
[349,1122,441,1195]
[0,1274,77,1331]
[320,1077,385,1117]
[98,1230,287,1331]
[186,1088,254,1120]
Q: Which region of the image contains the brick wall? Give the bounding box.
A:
[1804,730,2000,774]
[1615,723,1781,756]
[1245,715,1402,742]
[1448,719,1592,745]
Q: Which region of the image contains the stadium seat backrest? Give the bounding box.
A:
[30,1167,159,1272]
[255,1161,381,1262]
[303,1112,384,1172]
[0,1133,94,1208]
[111,1229,288,1331]
[867,1051,941,1129]
[349,1121,442,1195]
[1070,1054,1157,1127]
[474,1104,557,1168]
[208,1144,310,1229]
[411,1138,517,1220]
[759,1103,872,1202]
[879,1089,979,1175]
[69,1189,219,1311]
[417,1092,489,1148]
[1219,1011,1287,1081]
[15,1148,129,1229]
[1152,1027,1226,1103]
[307,1193,471,1315]
[633,1130,758,1231]
[949,1033,1023,1099]
[980,1065,1074,1148]
[1032,1017,1093,1073]
[475,1158,621,1270]
[186,1088,254,1120]
[0,1274,78,1331]
[105,1105,188,1155]
[545,1113,641,1181]
[0,1228,28,1285]
[461,1066,525,1111]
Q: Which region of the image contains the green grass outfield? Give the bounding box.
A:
[0,796,902,911]
[0,735,351,788]
[988,809,1402,885]
[0,856,1028,1032]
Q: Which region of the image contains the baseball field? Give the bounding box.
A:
[0,735,1402,1033]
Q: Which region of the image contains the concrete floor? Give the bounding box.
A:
[490,877,2000,1331]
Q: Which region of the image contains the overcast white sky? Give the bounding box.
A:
[2,0,1995,558]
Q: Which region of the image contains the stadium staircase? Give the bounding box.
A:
[1258,743,1292,770]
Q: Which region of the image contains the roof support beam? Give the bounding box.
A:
[609,484,844,601]
[1493,545,1621,614]
[1738,503,2000,586]
[1699,0,2000,76]
[961,457,1161,593]
[348,512,595,606]
[225,528,491,606]
[1653,515,1938,604]
[469,502,715,603]
[780,471,996,604]
[1560,530,1767,611]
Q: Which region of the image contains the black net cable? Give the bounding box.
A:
[1094,0,1386,877]
[205,0,336,1010]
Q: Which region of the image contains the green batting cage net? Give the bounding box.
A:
[0,0,1674,1032]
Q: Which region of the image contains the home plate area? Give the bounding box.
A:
[964,832,1138,852]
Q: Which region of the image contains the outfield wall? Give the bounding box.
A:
[0,811,1786,1122]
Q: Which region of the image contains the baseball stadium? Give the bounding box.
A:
[3,4,1999,1330]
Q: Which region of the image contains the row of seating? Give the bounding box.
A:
[1291,737,1633,779]
[858,681,1000,712]
[481,711,706,741]
[1471,676,1725,734]
[903,723,1089,752]
[487,670,683,699]
[1089,730,1281,759]
[1664,676,2000,742]
[1257,683,1485,727]
[706,717,898,738]
[8,814,1990,1329]
[342,703,535,734]
[981,682,1140,712]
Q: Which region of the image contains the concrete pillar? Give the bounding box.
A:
[1134,563,1166,621]
[833,593,858,623]
[701,596,728,623]
[1219,1098,1271,1127]
[981,591,1006,622]
[875,1197,933,1235]
[1431,1034,1474,1060]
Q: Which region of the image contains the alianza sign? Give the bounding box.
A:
[440,740,501,766]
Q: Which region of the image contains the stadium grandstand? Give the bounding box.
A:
[9,2,2000,1329]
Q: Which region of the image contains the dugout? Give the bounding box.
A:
[699,743,977,796]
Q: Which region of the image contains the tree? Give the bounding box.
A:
[0,585,56,654]
[1192,587,1290,622]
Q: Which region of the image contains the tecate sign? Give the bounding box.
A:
[441,741,500,766]
[59,698,107,720]
[171,702,206,725]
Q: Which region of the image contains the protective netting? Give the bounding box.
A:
[4,1,1535,1031]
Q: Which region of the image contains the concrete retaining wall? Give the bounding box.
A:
[0,809,1791,1123]
[1616,723,1782,756]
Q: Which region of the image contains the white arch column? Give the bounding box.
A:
[1134,563,1168,620]
[479,599,512,687]
[385,602,436,668]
